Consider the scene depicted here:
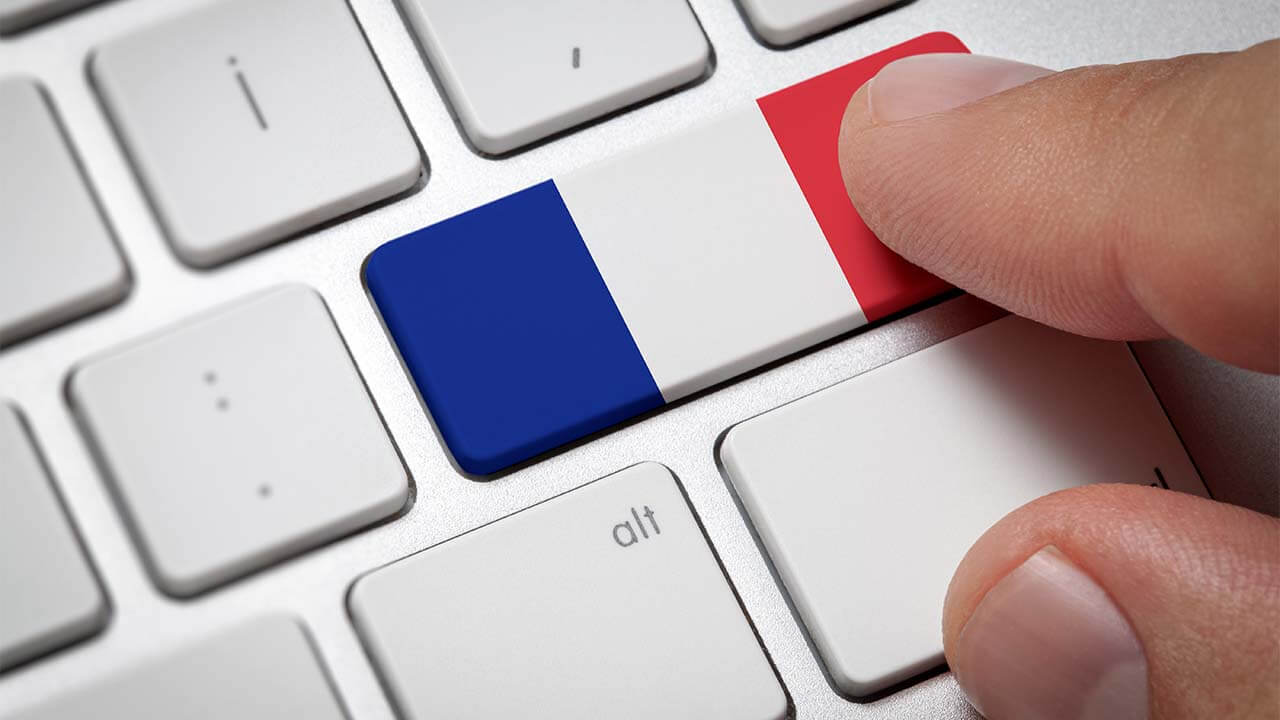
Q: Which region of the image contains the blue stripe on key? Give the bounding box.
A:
[365,180,663,475]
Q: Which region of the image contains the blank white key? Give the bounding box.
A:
[0,78,127,347]
[738,0,899,46]
[0,404,106,671]
[350,462,786,720]
[91,0,421,267]
[401,0,710,154]
[70,286,408,596]
[0,0,102,34]
[4,617,345,720]
[720,316,1207,697]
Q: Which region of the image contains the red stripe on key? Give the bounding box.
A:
[757,32,969,322]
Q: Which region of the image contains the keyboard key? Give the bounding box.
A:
[0,404,106,671]
[0,0,101,34]
[350,462,786,720]
[70,286,408,596]
[399,0,710,154]
[365,33,967,474]
[719,316,1209,696]
[738,0,900,46]
[0,78,127,347]
[4,617,345,720]
[91,0,421,267]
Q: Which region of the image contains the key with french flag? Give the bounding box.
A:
[366,33,968,474]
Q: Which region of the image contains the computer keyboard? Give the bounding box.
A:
[1,1,1270,719]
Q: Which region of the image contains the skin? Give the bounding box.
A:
[840,41,1278,372]
[838,40,1280,718]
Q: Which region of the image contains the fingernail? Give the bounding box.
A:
[868,54,1053,123]
[954,547,1148,720]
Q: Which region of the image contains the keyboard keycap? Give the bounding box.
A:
[0,404,106,671]
[399,0,710,154]
[0,78,127,347]
[0,0,101,34]
[349,462,786,720]
[70,286,408,596]
[365,33,966,474]
[4,617,345,720]
[738,0,900,46]
[719,316,1209,696]
[90,0,421,267]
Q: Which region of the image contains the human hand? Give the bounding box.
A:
[838,42,1280,719]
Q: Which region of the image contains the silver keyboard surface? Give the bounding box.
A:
[2,1,1277,718]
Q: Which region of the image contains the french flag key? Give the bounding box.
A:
[367,33,969,474]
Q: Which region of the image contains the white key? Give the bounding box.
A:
[0,404,106,671]
[69,286,408,596]
[0,78,127,346]
[738,0,899,46]
[400,0,710,154]
[719,316,1208,696]
[555,105,863,401]
[4,617,345,720]
[0,0,101,34]
[90,0,421,267]
[350,462,786,720]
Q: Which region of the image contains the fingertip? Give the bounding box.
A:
[951,545,1148,720]
[837,82,875,198]
[941,484,1176,655]
[942,484,1280,719]
[838,50,1278,369]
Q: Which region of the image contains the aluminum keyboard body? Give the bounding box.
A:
[1,1,1277,718]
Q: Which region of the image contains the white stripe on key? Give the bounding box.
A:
[720,316,1208,696]
[350,462,787,720]
[557,105,864,401]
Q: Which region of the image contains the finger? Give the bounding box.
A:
[838,43,1280,373]
[942,484,1280,719]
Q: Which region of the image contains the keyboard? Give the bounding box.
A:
[1,1,1270,719]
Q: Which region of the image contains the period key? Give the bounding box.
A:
[349,462,786,720]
